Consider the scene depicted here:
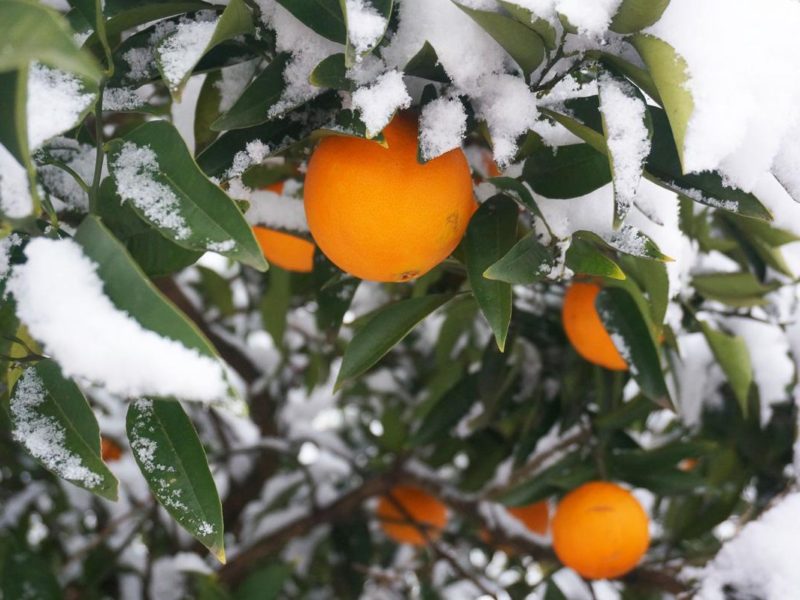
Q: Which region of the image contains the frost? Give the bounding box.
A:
[27,63,96,151]
[110,141,190,239]
[599,75,651,221]
[156,15,218,89]
[10,369,103,488]
[345,0,387,54]
[0,144,33,219]
[352,70,412,137]
[8,238,229,402]
[419,98,468,161]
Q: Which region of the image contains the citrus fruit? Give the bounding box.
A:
[101,436,122,462]
[508,500,550,536]
[376,485,448,546]
[303,112,476,282]
[552,481,649,579]
[251,181,315,273]
[562,281,628,371]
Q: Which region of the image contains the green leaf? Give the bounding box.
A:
[465,196,518,351]
[1,541,61,600]
[499,453,595,506]
[0,0,102,82]
[74,216,231,377]
[619,254,669,326]
[194,71,225,152]
[9,361,118,500]
[404,42,450,83]
[155,0,254,98]
[274,0,346,43]
[127,398,225,561]
[454,2,545,77]
[313,253,360,333]
[106,120,267,270]
[498,1,557,49]
[0,69,39,219]
[484,232,553,284]
[632,33,693,170]
[411,376,478,446]
[522,143,611,199]
[596,286,671,408]
[235,563,292,600]
[565,236,625,280]
[609,0,670,34]
[699,322,753,417]
[487,176,546,222]
[309,53,353,90]
[336,294,452,388]
[691,272,780,307]
[69,0,112,70]
[260,267,292,347]
[577,226,671,262]
[212,54,290,130]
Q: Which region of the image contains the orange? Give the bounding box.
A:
[552,481,649,580]
[508,500,550,536]
[376,485,448,546]
[562,282,628,371]
[252,181,315,273]
[101,436,122,462]
[303,112,476,282]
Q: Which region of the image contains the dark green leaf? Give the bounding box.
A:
[1,541,61,600]
[274,0,346,43]
[498,1,557,49]
[235,563,292,600]
[404,42,450,83]
[0,69,39,219]
[596,286,671,408]
[106,120,267,270]
[522,143,611,199]
[465,195,518,351]
[309,53,353,90]
[336,294,452,388]
[488,176,546,221]
[411,376,478,446]
[127,398,225,561]
[499,453,595,506]
[9,360,118,500]
[700,321,753,416]
[483,232,553,284]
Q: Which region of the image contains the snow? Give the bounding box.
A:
[7,238,229,402]
[27,63,96,151]
[38,138,95,211]
[474,74,538,165]
[697,492,800,599]
[103,87,146,111]
[0,143,33,218]
[419,97,468,161]
[598,75,651,222]
[109,141,190,239]
[351,70,412,137]
[345,0,387,54]
[225,140,271,179]
[149,553,212,600]
[156,15,218,90]
[244,187,309,232]
[10,368,103,488]
[644,0,800,191]
[556,0,623,34]
[0,233,22,279]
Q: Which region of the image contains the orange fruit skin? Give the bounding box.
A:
[303,112,476,282]
[101,437,122,462]
[376,486,448,546]
[552,481,650,580]
[252,181,315,273]
[562,282,628,371]
[508,500,550,536]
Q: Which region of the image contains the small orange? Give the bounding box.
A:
[376,486,448,546]
[101,436,122,462]
[303,112,476,282]
[562,282,628,371]
[508,500,550,536]
[252,181,315,273]
[552,481,649,579]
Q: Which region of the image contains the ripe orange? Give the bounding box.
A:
[508,500,550,536]
[376,485,448,546]
[252,181,315,273]
[552,481,649,580]
[303,112,476,282]
[562,281,628,371]
[101,436,122,462]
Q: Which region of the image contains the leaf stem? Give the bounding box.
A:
[90,81,106,213]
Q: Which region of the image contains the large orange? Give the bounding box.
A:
[508,500,550,536]
[552,481,649,579]
[562,282,628,371]
[252,182,315,273]
[303,112,476,282]
[376,485,448,546]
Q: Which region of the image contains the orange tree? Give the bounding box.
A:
[1,0,799,598]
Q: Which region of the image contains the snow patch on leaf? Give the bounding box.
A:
[419,97,468,161]
[352,70,412,137]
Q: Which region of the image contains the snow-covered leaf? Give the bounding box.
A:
[0,0,102,82]
[342,0,392,66]
[609,0,670,34]
[106,120,267,270]
[336,294,452,389]
[484,233,553,285]
[596,286,671,408]
[498,1,557,49]
[126,398,225,562]
[579,226,670,262]
[9,360,118,500]
[465,195,518,352]
[522,143,611,199]
[700,321,753,417]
